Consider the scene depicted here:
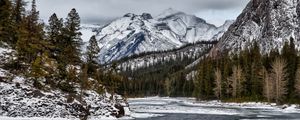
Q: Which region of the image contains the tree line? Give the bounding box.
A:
[119,37,300,105]
[195,38,300,104]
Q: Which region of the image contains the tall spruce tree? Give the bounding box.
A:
[0,0,13,46]
[61,8,82,65]
[86,35,100,64]
[282,38,297,100]
[16,0,45,64]
[46,13,63,57]
[294,64,300,98]
[12,0,25,24]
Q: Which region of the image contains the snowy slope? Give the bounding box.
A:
[0,45,128,119]
[0,68,128,119]
[211,0,300,55]
[96,9,233,63]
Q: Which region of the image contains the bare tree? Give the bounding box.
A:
[260,67,274,102]
[213,68,222,100]
[228,65,245,98]
[270,57,287,104]
[294,64,300,97]
[165,78,172,96]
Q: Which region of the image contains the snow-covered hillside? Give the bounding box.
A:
[95,9,233,63]
[0,45,128,119]
[211,0,300,55]
[0,68,128,119]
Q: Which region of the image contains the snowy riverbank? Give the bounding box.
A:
[1,96,300,119]
[0,68,128,120]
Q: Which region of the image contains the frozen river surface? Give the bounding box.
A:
[126,97,300,120]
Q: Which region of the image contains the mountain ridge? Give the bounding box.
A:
[95,9,233,63]
[211,0,300,56]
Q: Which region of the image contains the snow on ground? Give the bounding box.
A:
[0,117,71,120]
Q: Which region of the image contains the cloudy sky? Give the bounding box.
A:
[36,0,250,26]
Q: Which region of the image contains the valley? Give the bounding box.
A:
[1,0,300,120]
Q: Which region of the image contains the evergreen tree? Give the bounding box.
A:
[282,38,297,100]
[249,42,263,100]
[86,35,100,64]
[10,0,26,47]
[0,0,13,45]
[46,13,63,57]
[61,8,82,65]
[12,0,25,24]
[294,63,300,98]
[16,0,46,64]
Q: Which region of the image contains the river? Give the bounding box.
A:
[125,97,300,120]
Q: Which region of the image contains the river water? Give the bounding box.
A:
[126,97,300,120]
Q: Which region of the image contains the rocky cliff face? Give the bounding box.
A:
[211,0,300,56]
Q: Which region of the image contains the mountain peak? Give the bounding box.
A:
[156,8,184,19]
[141,13,153,19]
[211,0,300,56]
[96,8,231,63]
[123,13,136,18]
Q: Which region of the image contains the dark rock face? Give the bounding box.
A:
[123,13,136,18]
[113,104,125,118]
[141,13,153,20]
[211,0,300,56]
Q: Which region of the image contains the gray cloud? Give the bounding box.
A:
[36,0,249,25]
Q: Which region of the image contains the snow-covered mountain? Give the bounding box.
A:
[211,0,300,56]
[95,9,233,63]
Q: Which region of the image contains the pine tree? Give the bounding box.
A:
[16,0,46,64]
[282,38,297,100]
[46,13,63,57]
[270,57,287,104]
[213,68,222,100]
[86,35,100,64]
[249,41,263,100]
[12,0,25,24]
[11,0,26,47]
[294,64,300,98]
[61,8,82,65]
[0,0,13,46]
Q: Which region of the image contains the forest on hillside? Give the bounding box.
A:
[0,0,124,98]
[120,38,300,105]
